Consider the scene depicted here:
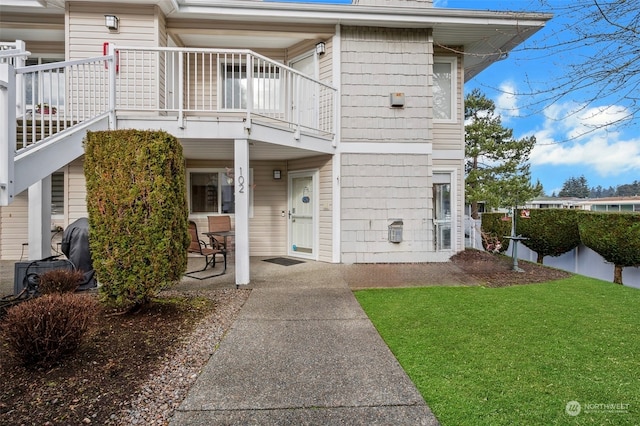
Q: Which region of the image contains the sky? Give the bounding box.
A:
[269,0,639,195]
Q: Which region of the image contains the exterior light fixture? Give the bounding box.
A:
[273,170,282,180]
[315,42,326,55]
[105,15,119,31]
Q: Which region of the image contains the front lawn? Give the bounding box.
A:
[355,276,640,425]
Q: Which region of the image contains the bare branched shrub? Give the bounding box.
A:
[2,293,99,368]
[38,269,84,294]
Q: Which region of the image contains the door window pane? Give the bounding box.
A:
[434,173,452,250]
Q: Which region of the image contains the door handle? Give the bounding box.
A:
[288,211,292,219]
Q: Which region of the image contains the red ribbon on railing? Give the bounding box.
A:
[103,42,119,72]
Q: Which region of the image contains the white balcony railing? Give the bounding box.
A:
[13,56,111,150]
[114,46,337,138]
[1,43,336,205]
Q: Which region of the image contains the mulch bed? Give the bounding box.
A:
[450,249,571,287]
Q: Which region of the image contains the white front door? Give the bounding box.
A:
[289,171,317,258]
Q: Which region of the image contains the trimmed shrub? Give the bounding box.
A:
[577,211,640,285]
[84,130,189,309]
[516,209,581,264]
[2,293,98,367]
[38,269,84,294]
[480,212,511,253]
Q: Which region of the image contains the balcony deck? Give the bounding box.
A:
[1,45,337,206]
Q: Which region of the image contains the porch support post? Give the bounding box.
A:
[234,138,250,285]
[28,176,52,260]
[0,63,16,206]
[107,43,117,129]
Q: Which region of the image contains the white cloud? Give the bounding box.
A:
[433,0,448,7]
[529,102,640,177]
[495,81,520,121]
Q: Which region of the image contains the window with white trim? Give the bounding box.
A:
[433,58,456,121]
[51,171,64,217]
[187,168,253,215]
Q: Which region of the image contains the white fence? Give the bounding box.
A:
[465,217,640,288]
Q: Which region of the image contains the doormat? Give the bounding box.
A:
[262,257,305,266]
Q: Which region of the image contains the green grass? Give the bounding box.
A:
[354,276,640,425]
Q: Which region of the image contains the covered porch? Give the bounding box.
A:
[0,42,338,286]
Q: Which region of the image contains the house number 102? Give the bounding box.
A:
[238,167,245,194]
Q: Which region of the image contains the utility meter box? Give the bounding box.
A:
[388,220,403,243]
[390,92,405,107]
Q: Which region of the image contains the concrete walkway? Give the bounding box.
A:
[170,259,440,425]
[1,257,458,424]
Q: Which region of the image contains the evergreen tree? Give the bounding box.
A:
[617,180,640,196]
[558,175,590,198]
[465,89,543,218]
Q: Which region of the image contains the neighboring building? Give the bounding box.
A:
[525,196,640,212]
[0,0,550,286]
[524,197,582,209]
[577,196,640,212]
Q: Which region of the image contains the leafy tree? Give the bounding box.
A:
[465,89,543,218]
[577,212,640,285]
[84,130,190,309]
[516,209,580,264]
[558,175,590,198]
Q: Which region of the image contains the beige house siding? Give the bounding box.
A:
[341,26,431,143]
[288,155,333,262]
[67,158,88,223]
[0,193,29,260]
[249,161,288,257]
[341,153,434,263]
[319,38,333,84]
[67,3,163,112]
[67,3,160,60]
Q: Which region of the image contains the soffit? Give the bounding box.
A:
[180,139,322,161]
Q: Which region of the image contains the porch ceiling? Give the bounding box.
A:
[180,139,324,161]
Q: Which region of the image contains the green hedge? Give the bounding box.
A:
[516,209,581,264]
[84,130,189,308]
[577,211,640,284]
[480,212,511,253]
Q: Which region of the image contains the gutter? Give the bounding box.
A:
[171,1,552,28]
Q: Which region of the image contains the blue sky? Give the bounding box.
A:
[270,0,639,195]
[439,0,640,195]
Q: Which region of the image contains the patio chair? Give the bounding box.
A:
[185,220,226,279]
[207,215,232,250]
